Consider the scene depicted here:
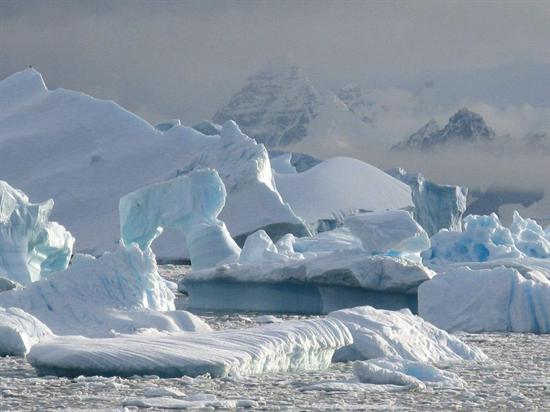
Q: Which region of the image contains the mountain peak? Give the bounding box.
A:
[392,109,495,151]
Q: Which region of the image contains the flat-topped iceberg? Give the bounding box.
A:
[0,180,74,285]
[120,169,241,269]
[0,244,210,337]
[388,168,467,236]
[329,306,486,363]
[182,209,434,313]
[419,266,550,333]
[27,319,352,378]
[0,69,306,260]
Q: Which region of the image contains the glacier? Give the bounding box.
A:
[120,169,241,269]
[0,180,74,285]
[0,244,211,337]
[329,306,486,363]
[418,266,550,333]
[0,68,306,260]
[388,168,467,236]
[27,319,352,378]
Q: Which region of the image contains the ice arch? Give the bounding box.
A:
[119,169,241,270]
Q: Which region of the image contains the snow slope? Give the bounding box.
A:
[0,69,305,259]
[28,319,352,378]
[274,157,413,224]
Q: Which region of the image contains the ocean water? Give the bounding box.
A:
[1,266,549,410]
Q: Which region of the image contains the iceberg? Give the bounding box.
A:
[119,169,241,269]
[274,157,413,228]
[0,307,53,356]
[182,210,434,314]
[388,168,467,236]
[0,180,74,285]
[423,211,550,265]
[353,358,466,389]
[344,210,430,258]
[329,306,486,363]
[0,69,306,260]
[27,319,352,378]
[418,266,550,333]
[0,244,210,337]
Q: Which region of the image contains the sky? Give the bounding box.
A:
[2,0,550,193]
[2,0,550,123]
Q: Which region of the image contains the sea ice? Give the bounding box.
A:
[418,266,550,333]
[353,358,466,389]
[119,169,241,269]
[27,319,352,378]
[329,306,486,363]
[388,168,467,236]
[0,180,74,285]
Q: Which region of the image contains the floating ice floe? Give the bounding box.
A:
[0,68,306,260]
[27,319,352,378]
[0,307,53,356]
[329,306,487,363]
[0,180,74,285]
[388,168,467,236]
[0,244,210,338]
[419,266,550,333]
[182,210,434,313]
[120,168,241,269]
[122,394,258,410]
[353,358,466,389]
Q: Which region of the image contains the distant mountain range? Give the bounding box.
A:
[392,109,496,151]
[211,62,550,156]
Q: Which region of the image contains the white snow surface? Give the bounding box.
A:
[344,210,430,257]
[329,306,486,363]
[27,319,352,378]
[0,244,210,337]
[0,180,74,285]
[275,157,413,224]
[353,358,466,389]
[418,266,550,333]
[119,169,241,269]
[0,69,303,259]
[0,307,53,356]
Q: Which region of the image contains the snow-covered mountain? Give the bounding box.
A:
[212,63,371,155]
[336,84,374,123]
[392,109,495,151]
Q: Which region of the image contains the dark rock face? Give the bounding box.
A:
[392,108,495,151]
[213,64,321,147]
